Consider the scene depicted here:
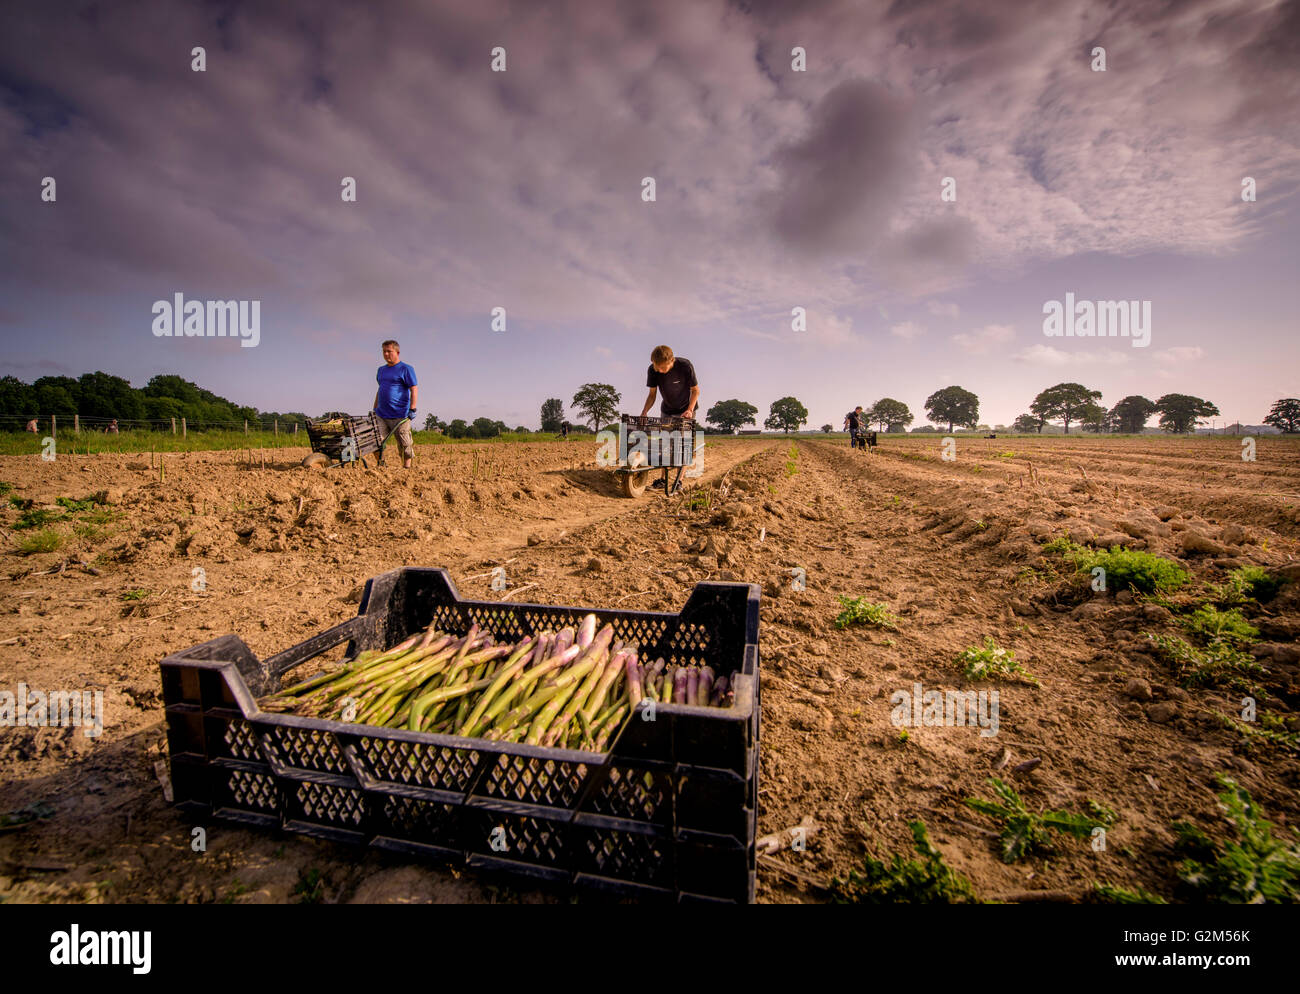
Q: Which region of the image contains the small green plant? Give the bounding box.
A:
[55,495,98,513]
[12,508,59,530]
[1091,882,1167,904]
[221,880,250,904]
[1078,547,1188,594]
[897,728,910,743]
[956,638,1040,686]
[1182,605,1259,646]
[1212,565,1284,604]
[1173,775,1300,903]
[1215,711,1300,754]
[0,481,12,496]
[830,820,979,904]
[975,519,986,529]
[1041,534,1087,557]
[834,596,900,631]
[121,589,151,601]
[1146,633,1264,693]
[17,528,63,554]
[964,778,1111,863]
[292,867,326,904]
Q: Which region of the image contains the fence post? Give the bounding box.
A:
[182,417,187,439]
[274,419,279,436]
[52,415,57,439]
[171,417,176,435]
[74,414,79,433]
[244,419,248,435]
[293,422,298,435]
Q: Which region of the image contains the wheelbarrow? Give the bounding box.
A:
[611,413,704,497]
[301,412,397,469]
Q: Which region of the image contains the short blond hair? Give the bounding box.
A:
[651,345,673,365]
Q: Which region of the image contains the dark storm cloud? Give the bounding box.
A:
[769,79,917,254]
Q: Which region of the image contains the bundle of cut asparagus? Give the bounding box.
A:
[259,613,737,751]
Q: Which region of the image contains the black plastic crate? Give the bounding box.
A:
[160,568,760,903]
[305,412,386,464]
[618,413,702,470]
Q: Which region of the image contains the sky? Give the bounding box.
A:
[1,0,1297,430]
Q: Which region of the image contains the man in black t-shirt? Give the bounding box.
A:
[640,345,699,420]
[844,406,866,450]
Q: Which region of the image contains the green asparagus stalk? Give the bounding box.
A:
[457,637,537,737]
[542,649,610,747]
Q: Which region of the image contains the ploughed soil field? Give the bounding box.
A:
[1,434,1298,903]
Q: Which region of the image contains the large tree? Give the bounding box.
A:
[764,396,808,433]
[1030,382,1102,434]
[1110,395,1158,434]
[446,419,469,438]
[923,386,979,432]
[1263,398,1300,434]
[0,375,35,419]
[705,398,758,433]
[471,417,502,438]
[1078,402,1110,433]
[540,398,565,433]
[422,413,447,432]
[77,371,144,421]
[32,376,79,418]
[571,384,620,432]
[868,398,913,432]
[1156,394,1219,433]
[1012,413,1041,433]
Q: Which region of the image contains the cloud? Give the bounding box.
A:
[0,0,1296,340]
[1154,346,1205,363]
[1014,343,1129,366]
[595,346,613,358]
[926,300,960,318]
[768,79,917,255]
[952,323,1014,354]
[890,321,926,340]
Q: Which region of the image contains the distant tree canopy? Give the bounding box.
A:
[705,399,758,433]
[1012,414,1041,433]
[924,386,979,432]
[572,383,620,432]
[1264,398,1300,434]
[0,371,269,427]
[540,398,565,433]
[1110,395,1159,434]
[868,398,913,432]
[1030,382,1102,434]
[820,424,833,433]
[1156,394,1219,434]
[764,396,808,433]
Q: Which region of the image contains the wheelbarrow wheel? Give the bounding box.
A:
[301,452,329,470]
[620,470,650,498]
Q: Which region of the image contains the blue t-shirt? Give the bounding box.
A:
[376,361,417,418]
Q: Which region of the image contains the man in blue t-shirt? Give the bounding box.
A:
[373,340,418,468]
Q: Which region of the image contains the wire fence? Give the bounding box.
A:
[0,413,308,435]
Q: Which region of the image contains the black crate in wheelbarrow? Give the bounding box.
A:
[305,412,386,464]
[160,568,761,903]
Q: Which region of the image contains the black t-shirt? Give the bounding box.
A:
[846,410,863,432]
[646,358,698,416]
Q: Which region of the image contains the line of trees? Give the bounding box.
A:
[0,372,308,428]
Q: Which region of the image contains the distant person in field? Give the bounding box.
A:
[562,422,569,440]
[25,419,37,433]
[107,419,119,435]
[372,339,418,469]
[844,406,865,450]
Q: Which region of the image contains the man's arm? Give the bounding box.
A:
[408,384,418,415]
[640,388,657,417]
[373,390,379,413]
[683,385,700,419]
